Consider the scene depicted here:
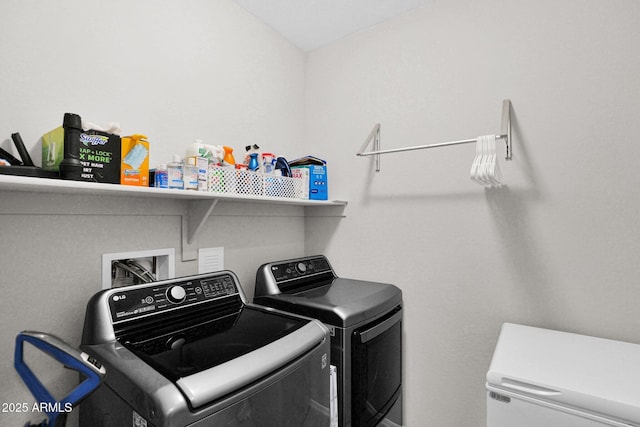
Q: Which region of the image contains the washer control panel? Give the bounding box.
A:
[109,273,239,323]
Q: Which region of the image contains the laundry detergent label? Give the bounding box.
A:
[80,133,109,146]
[75,130,121,183]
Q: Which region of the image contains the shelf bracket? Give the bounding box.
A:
[357,123,382,172]
[181,198,219,261]
[500,99,512,161]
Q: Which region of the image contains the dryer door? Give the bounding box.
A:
[351,306,402,427]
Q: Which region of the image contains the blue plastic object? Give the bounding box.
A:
[248,152,260,171]
[14,331,106,427]
[275,157,292,177]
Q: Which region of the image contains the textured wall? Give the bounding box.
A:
[304,0,640,425]
[0,1,307,425]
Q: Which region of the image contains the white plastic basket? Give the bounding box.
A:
[207,165,305,199]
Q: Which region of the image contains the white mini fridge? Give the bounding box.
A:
[486,323,640,427]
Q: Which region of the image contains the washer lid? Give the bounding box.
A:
[176,318,326,408]
[256,278,402,327]
[486,323,640,424]
[124,307,309,384]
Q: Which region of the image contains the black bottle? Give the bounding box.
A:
[59,113,84,180]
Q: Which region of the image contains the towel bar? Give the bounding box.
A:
[357,99,512,172]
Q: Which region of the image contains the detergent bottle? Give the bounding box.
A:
[186,140,206,158]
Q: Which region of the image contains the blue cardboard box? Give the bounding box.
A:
[289,156,328,200]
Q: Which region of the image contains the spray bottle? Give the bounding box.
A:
[222,146,236,167]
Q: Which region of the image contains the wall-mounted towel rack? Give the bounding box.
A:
[357,99,512,172]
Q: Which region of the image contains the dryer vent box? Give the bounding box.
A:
[102,248,175,289]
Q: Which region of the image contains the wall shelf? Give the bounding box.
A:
[0,174,347,260]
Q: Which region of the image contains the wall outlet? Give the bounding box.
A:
[102,248,175,289]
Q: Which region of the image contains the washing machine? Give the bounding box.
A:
[254,255,403,427]
[80,270,331,426]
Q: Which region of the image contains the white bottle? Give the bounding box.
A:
[168,154,184,189]
[187,139,206,158]
[183,156,199,191]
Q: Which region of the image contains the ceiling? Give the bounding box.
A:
[232,0,431,52]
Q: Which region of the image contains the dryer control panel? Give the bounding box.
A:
[255,255,336,295]
[270,257,333,283]
[109,273,240,323]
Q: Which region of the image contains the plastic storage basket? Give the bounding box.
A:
[207,165,305,199]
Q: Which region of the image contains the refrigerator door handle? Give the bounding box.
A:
[500,378,561,397]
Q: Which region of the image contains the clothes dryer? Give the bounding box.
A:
[254,255,403,427]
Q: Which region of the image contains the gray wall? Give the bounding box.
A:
[304,0,640,426]
[0,1,307,425]
[3,0,640,426]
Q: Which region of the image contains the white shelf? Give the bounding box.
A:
[0,174,346,207]
[0,174,347,260]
